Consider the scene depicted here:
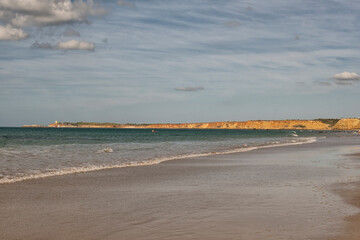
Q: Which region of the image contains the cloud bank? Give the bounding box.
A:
[0,24,28,40]
[0,0,106,27]
[32,39,95,51]
[0,0,105,42]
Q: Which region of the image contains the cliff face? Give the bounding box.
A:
[333,119,360,130]
[143,120,331,130]
[77,125,117,128]
[27,118,360,130]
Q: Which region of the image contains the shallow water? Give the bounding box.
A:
[0,127,355,183]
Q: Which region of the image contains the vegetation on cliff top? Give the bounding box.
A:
[314,119,340,127]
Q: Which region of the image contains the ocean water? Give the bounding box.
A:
[0,127,350,184]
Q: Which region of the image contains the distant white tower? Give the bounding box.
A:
[55,120,58,124]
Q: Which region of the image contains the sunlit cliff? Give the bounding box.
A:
[22,118,360,130]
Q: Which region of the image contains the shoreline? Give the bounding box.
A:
[0,136,317,185]
[1,137,360,239]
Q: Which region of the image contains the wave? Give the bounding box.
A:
[290,131,298,137]
[97,147,114,153]
[0,137,317,184]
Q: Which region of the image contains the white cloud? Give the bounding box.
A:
[331,72,360,86]
[175,86,204,92]
[32,39,95,50]
[55,39,95,50]
[0,0,106,27]
[333,72,360,81]
[0,24,28,40]
[0,0,105,42]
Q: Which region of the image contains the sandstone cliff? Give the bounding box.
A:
[332,118,360,130]
[25,118,360,130]
[142,120,331,130]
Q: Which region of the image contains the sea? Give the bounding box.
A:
[0,127,355,184]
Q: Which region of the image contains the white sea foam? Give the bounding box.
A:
[290,131,298,137]
[97,147,114,153]
[0,137,317,184]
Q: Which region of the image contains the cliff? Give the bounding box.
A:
[24,118,360,130]
[332,118,360,130]
[142,120,331,130]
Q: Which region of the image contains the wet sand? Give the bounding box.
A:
[1,137,360,240]
[331,150,360,240]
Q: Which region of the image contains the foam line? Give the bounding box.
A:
[0,137,317,184]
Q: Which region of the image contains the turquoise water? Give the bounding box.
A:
[0,127,340,183]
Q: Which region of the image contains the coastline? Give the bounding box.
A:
[0,136,317,184]
[21,118,360,131]
[1,137,360,239]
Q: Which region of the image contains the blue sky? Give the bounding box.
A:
[0,0,359,126]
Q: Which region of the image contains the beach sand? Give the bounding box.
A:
[1,137,360,240]
[330,150,360,240]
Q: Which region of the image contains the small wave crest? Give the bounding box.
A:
[290,131,298,137]
[0,137,317,184]
[97,147,114,153]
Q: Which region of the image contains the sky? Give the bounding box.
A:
[0,0,359,126]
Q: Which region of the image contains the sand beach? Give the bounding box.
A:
[1,135,360,240]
